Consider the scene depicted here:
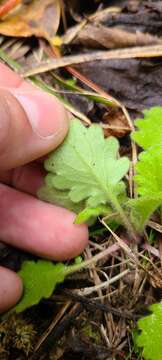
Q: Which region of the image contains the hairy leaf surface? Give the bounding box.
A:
[135,146,162,196]
[129,196,162,232]
[132,107,162,149]
[136,301,162,360]
[130,108,162,231]
[129,146,162,230]
[38,185,84,213]
[39,119,129,216]
[75,205,111,224]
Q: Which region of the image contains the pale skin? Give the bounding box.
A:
[0,63,88,313]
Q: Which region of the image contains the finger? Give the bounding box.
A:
[0,163,46,196]
[0,266,23,313]
[0,62,22,87]
[12,163,45,195]
[0,87,69,171]
[0,184,88,260]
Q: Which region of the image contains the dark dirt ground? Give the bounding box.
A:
[0,1,162,359]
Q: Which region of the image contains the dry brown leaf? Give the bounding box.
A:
[102,108,131,138]
[0,0,21,18]
[0,0,61,39]
[72,24,162,49]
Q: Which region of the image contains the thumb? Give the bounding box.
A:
[0,88,69,171]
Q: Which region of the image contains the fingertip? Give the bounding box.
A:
[0,266,23,313]
[52,210,89,261]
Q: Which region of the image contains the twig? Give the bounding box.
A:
[34,301,71,353]
[23,45,162,76]
[30,304,82,360]
[62,289,139,320]
[77,269,129,295]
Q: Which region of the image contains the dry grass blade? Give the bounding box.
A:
[100,219,139,266]
[78,269,130,296]
[63,290,138,319]
[89,6,122,22]
[23,45,162,76]
[72,24,162,49]
[158,237,162,267]
[30,304,82,360]
[148,220,162,233]
[34,301,71,353]
[142,243,160,259]
[61,5,122,45]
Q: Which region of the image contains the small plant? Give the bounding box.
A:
[10,108,162,360]
[39,108,162,235]
[38,118,132,233]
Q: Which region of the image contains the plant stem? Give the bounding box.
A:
[107,191,138,242]
[64,243,119,276]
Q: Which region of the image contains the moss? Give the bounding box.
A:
[0,314,36,356]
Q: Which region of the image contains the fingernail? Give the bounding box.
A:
[8,88,67,139]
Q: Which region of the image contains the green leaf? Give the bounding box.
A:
[128,196,162,232]
[129,146,162,231]
[75,205,111,224]
[132,107,162,149]
[13,260,67,313]
[39,119,129,216]
[38,185,84,213]
[135,146,162,196]
[136,301,162,360]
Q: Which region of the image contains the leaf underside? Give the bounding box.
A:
[38,118,129,223]
[75,205,111,225]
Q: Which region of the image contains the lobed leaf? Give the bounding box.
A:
[132,107,162,149]
[14,260,67,313]
[129,146,162,231]
[136,301,162,360]
[128,196,162,232]
[130,108,162,231]
[135,146,162,197]
[38,185,84,213]
[39,119,129,221]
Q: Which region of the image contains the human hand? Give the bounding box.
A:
[0,63,88,313]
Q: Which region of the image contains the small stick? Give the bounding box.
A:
[23,45,162,77]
